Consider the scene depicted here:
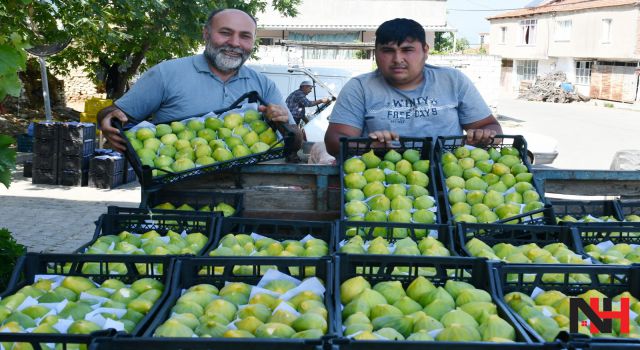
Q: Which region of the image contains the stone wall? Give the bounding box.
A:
[54,67,105,106]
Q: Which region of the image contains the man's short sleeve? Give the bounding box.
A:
[456,72,492,125]
[114,66,165,123]
[328,78,366,130]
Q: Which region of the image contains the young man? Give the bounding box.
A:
[285,81,330,125]
[324,18,501,156]
[98,8,297,152]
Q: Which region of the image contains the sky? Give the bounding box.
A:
[446,0,536,44]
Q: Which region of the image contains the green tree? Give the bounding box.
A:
[26,0,301,99]
[455,37,470,52]
[0,1,30,101]
[433,32,453,53]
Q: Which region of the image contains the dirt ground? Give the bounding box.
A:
[0,164,141,253]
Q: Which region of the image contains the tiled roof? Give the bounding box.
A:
[488,0,639,20]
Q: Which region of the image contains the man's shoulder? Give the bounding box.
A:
[154,55,201,73]
[424,64,464,77]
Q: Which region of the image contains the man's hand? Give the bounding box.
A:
[98,106,129,152]
[321,97,329,104]
[465,128,497,146]
[368,130,399,147]
[258,104,289,124]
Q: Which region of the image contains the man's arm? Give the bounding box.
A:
[98,105,129,152]
[325,123,362,157]
[462,114,502,145]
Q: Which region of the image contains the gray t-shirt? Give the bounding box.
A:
[329,64,491,137]
[116,54,294,124]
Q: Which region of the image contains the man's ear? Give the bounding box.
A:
[202,27,209,41]
[423,43,430,55]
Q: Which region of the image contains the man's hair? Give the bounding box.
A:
[375,18,426,48]
[205,8,257,29]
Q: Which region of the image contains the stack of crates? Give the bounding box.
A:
[123,159,137,184]
[58,123,96,186]
[89,149,125,189]
[31,122,59,185]
[31,122,96,186]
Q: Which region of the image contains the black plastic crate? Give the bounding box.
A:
[32,153,58,170]
[89,171,124,189]
[90,154,126,175]
[59,122,96,142]
[123,163,137,183]
[16,133,33,152]
[617,199,640,222]
[89,336,327,350]
[59,154,92,172]
[491,262,640,344]
[142,190,244,217]
[336,220,455,256]
[32,168,57,185]
[335,255,533,344]
[0,253,174,349]
[59,169,89,186]
[456,223,588,262]
[142,256,334,349]
[570,225,640,265]
[23,160,32,177]
[339,136,440,223]
[205,217,335,256]
[551,199,622,223]
[33,121,59,139]
[434,135,548,225]
[332,338,558,350]
[74,211,217,256]
[118,91,296,189]
[33,137,57,156]
[60,137,96,157]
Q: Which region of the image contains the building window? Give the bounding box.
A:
[575,61,592,85]
[519,19,537,45]
[555,20,572,41]
[516,60,538,81]
[602,19,612,43]
[500,26,507,44]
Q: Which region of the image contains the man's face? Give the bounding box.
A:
[375,38,428,89]
[301,85,313,95]
[203,9,255,73]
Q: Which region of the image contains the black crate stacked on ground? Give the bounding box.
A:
[89,152,126,189]
[0,253,175,349]
[16,133,33,152]
[74,211,217,256]
[58,122,96,186]
[491,262,640,345]
[434,135,554,225]
[204,217,335,256]
[32,122,59,185]
[332,254,535,349]
[118,91,296,190]
[617,199,640,222]
[339,137,440,223]
[139,190,245,217]
[123,159,137,184]
[570,224,640,264]
[550,198,623,224]
[335,220,456,256]
[456,223,590,262]
[140,256,334,350]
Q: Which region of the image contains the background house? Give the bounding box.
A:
[488,0,640,103]
[254,0,455,69]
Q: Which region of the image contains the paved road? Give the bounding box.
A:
[495,98,640,170]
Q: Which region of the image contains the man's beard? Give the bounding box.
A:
[204,42,250,73]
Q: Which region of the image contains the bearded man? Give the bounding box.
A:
[99,8,296,152]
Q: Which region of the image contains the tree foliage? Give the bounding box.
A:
[25,0,301,99]
[433,32,453,53]
[456,37,470,52]
[0,1,31,101]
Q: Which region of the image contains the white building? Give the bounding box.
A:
[488,0,640,102]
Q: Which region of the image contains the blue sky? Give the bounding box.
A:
[447,0,534,44]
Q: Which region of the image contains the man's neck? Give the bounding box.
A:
[208,63,239,82]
